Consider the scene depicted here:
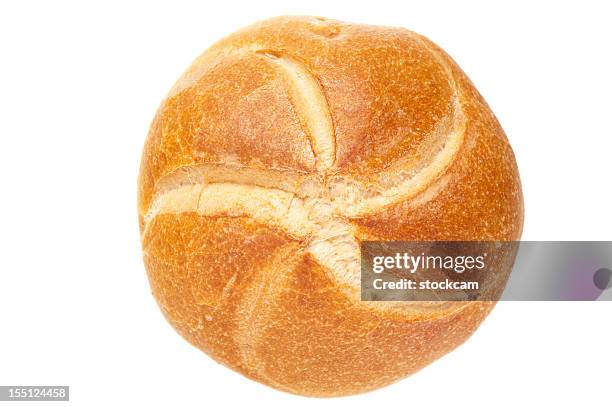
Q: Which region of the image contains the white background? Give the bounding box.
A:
[0,1,611,406]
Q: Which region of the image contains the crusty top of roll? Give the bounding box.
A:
[138,15,523,317]
[138,16,524,396]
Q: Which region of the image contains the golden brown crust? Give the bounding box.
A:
[138,16,524,397]
[354,38,523,241]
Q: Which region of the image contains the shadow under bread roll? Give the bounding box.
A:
[137,16,524,397]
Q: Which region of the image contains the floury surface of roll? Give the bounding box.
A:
[137,16,524,397]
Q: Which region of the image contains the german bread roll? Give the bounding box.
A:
[138,16,524,396]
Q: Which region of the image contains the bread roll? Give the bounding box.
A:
[138,16,523,396]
